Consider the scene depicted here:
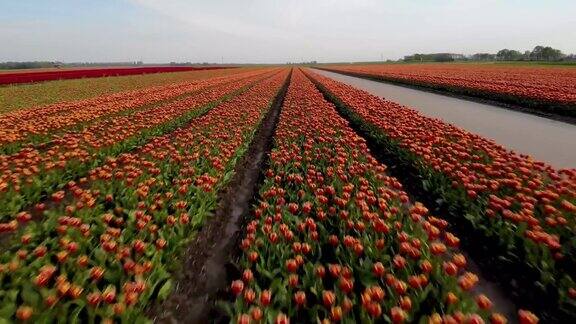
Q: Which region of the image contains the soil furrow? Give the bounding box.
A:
[147,69,292,324]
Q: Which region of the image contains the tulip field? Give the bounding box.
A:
[0,68,286,322]
[228,69,508,324]
[0,67,246,115]
[0,66,574,323]
[320,64,576,119]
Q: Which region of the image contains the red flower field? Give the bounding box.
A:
[0,66,233,85]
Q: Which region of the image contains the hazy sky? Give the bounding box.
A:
[1,0,575,63]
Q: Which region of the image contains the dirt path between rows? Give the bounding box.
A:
[147,69,292,324]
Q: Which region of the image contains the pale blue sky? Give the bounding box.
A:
[1,0,574,63]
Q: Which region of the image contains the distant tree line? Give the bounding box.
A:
[404,53,466,62]
[404,45,574,62]
[0,61,59,70]
[169,62,220,66]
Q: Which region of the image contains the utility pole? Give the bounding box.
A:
[221,56,224,65]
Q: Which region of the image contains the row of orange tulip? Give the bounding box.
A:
[0,70,289,322]
[0,70,258,148]
[227,69,536,323]
[0,70,277,222]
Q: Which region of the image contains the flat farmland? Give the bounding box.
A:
[0,67,247,114]
[0,65,574,324]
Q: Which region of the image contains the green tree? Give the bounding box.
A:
[529,45,564,61]
[496,49,523,61]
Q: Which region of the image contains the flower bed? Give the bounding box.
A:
[306,68,576,320]
[226,69,516,323]
[0,70,289,322]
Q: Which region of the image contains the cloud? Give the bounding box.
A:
[128,0,300,41]
[1,0,575,63]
